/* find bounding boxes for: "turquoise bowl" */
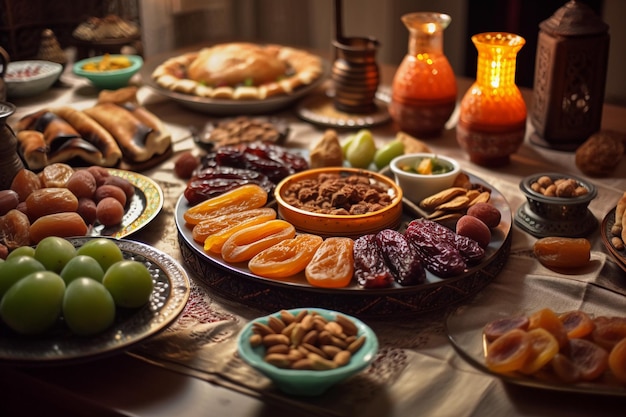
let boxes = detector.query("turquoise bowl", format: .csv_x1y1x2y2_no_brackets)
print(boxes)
73,54,143,90
237,307,378,396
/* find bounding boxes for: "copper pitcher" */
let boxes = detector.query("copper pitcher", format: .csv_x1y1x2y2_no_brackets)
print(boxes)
0,47,9,102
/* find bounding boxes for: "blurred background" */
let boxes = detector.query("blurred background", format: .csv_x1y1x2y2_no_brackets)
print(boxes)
1,0,624,105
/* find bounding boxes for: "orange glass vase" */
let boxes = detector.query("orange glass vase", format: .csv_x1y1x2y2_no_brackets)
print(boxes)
389,13,457,138
456,33,527,167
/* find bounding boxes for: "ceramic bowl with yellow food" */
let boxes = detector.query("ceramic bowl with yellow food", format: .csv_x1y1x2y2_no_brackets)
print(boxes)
274,167,403,238
237,307,379,396
73,54,143,90
389,153,461,205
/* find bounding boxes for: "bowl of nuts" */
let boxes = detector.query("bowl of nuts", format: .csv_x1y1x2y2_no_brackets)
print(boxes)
274,167,403,238
515,173,598,237
237,307,378,396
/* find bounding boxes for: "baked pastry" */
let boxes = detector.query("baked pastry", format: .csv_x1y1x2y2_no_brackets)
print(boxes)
575,131,625,177
152,42,323,100
73,15,139,41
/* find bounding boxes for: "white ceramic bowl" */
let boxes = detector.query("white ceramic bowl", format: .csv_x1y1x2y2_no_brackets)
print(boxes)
5,60,63,98
389,153,461,205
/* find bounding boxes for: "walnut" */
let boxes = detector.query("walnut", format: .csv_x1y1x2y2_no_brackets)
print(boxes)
575,131,625,177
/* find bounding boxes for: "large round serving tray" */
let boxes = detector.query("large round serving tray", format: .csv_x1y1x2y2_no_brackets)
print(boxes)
175,172,512,318
140,47,328,115
0,237,190,365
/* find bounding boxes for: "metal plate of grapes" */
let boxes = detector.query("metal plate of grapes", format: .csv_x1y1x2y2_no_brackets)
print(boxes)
0,237,190,365
175,172,512,318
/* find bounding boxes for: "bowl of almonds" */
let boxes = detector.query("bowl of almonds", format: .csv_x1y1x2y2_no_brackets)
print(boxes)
237,307,378,396
519,173,597,221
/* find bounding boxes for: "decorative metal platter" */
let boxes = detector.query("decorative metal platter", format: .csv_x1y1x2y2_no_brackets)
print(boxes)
600,206,626,273
446,282,626,396
88,169,164,239
176,172,512,318
0,237,190,365
140,49,329,115
296,92,391,128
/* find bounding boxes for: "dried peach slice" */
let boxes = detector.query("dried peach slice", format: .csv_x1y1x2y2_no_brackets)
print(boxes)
249,234,323,279
183,184,268,226
567,338,609,381
591,316,626,351
559,310,595,339
221,219,295,263
528,308,568,349
191,207,276,244
483,316,530,343
305,237,355,288
608,338,626,383
485,329,532,373
519,328,559,374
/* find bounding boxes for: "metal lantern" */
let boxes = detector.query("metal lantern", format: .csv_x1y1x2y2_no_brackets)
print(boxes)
530,0,610,151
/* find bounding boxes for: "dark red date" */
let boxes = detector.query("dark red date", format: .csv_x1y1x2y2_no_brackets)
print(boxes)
404,219,467,277
184,166,274,206
375,229,425,286
353,234,394,288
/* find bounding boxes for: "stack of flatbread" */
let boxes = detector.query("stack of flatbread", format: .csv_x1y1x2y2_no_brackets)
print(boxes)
15,87,171,170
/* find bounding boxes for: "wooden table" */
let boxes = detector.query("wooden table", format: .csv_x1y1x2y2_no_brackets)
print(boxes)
1,60,626,417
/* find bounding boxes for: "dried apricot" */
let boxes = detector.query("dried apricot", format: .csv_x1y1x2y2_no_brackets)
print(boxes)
249,234,323,279
66,170,97,199
550,353,581,383
519,328,559,374
191,208,276,244
485,328,532,373
483,316,530,342
10,168,41,202
96,197,125,226
25,188,79,221
0,209,31,248
39,162,74,188
184,184,268,226
608,338,626,383
29,212,88,244
528,308,568,349
559,310,595,339
95,184,127,206
203,209,277,254
533,237,591,269
305,237,355,288
0,190,19,216
221,219,295,263
567,338,609,381
591,316,626,350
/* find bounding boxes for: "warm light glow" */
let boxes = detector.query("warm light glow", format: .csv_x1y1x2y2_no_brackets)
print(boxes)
425,22,436,34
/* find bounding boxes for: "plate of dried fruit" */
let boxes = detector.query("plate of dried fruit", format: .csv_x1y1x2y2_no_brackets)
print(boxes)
175,166,513,318
600,206,626,273
446,275,626,396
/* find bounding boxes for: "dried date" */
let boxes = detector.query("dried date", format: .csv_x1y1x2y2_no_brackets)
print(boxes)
353,234,394,288
404,219,466,277
184,166,274,206
375,229,425,286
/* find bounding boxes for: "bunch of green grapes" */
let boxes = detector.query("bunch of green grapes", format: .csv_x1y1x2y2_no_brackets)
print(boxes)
0,237,154,336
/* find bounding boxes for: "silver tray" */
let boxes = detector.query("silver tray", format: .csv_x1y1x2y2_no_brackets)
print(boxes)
0,237,190,365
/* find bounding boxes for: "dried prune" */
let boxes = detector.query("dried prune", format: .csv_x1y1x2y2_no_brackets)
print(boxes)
375,229,425,286
404,219,466,277
353,234,394,288
184,166,274,206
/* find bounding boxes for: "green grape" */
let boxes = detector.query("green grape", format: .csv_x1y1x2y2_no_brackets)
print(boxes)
0,256,46,298
0,271,65,335
346,129,377,168
102,260,154,308
374,139,405,169
63,277,116,335
6,246,36,261
341,133,356,158
34,236,77,273
60,255,105,285
76,238,124,272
